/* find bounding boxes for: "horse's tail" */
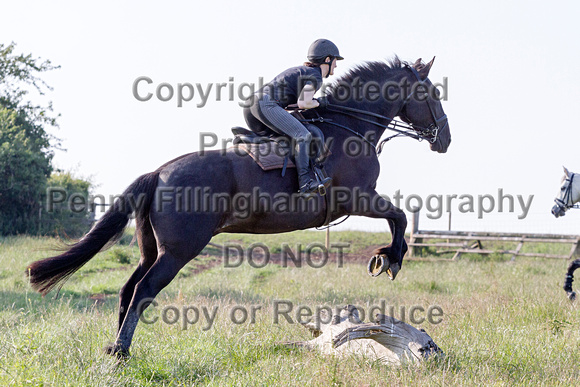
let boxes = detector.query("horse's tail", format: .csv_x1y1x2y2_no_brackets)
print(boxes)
27,171,160,296
564,259,580,301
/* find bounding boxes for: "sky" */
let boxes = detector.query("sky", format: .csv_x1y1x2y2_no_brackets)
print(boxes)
2,0,580,234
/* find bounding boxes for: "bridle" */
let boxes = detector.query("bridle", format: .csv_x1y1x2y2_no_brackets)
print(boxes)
554,173,580,211
403,65,449,143
300,65,448,155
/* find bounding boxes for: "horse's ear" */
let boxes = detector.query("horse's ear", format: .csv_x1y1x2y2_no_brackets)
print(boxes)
416,56,435,80
564,166,571,177
413,58,423,68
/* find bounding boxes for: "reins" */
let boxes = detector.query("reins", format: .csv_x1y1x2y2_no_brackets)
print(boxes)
297,108,378,151
296,103,437,157
323,103,440,155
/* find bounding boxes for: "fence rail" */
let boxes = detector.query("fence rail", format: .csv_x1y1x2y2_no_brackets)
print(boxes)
408,212,580,260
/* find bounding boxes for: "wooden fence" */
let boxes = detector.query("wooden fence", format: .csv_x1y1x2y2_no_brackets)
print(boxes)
408,212,580,260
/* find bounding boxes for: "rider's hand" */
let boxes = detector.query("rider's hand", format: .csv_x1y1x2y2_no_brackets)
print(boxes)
298,85,319,109
298,99,319,109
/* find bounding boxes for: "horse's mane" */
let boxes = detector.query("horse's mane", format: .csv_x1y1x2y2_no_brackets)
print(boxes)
327,56,411,96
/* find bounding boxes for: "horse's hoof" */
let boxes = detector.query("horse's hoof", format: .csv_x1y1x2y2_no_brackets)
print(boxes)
568,291,577,301
368,246,400,280
367,255,386,277
104,343,131,359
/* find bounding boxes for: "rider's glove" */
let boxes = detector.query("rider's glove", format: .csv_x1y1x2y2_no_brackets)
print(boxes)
315,97,329,108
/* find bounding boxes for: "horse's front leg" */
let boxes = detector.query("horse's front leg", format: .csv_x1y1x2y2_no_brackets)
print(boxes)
345,189,407,279
564,259,580,301
370,214,408,280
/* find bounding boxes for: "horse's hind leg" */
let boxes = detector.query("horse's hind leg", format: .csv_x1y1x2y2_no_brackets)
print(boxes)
116,216,157,333
107,235,212,357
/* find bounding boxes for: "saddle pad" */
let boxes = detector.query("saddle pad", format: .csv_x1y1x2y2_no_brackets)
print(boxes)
236,142,295,171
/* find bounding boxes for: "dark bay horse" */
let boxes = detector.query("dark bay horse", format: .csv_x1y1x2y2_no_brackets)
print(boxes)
27,57,451,357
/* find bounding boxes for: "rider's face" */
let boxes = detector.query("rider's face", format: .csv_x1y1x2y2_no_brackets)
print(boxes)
329,58,337,75
323,58,337,76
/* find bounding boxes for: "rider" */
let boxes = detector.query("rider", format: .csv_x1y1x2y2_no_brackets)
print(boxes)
243,39,343,195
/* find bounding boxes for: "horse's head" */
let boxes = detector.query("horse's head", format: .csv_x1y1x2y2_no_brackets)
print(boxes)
398,57,451,153
552,166,580,217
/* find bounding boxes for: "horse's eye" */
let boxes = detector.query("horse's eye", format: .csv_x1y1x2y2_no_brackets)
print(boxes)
562,186,567,191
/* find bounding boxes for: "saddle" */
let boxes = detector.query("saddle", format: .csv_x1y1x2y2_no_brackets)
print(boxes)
231,122,331,195
232,128,295,171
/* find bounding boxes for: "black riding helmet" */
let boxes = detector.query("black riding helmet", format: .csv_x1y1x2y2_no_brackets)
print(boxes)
307,39,343,78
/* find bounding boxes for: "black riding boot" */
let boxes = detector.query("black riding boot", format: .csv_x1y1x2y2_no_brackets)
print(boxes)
295,140,329,195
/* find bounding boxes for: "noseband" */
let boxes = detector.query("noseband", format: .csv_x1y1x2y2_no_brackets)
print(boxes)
554,173,580,211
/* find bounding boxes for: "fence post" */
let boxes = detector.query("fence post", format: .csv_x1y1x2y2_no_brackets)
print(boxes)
409,211,421,257
569,237,580,259
411,211,420,235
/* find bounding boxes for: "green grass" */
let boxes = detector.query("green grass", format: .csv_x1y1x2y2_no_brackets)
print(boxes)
1,231,579,386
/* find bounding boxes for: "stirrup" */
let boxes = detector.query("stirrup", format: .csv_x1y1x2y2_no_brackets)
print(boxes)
299,178,331,197
299,179,321,196
316,177,332,196
314,166,332,196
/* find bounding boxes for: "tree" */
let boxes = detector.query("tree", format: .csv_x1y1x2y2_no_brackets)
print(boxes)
0,107,53,233
0,42,91,235
40,171,94,237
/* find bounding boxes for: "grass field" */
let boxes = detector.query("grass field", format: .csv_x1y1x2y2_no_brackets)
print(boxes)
1,230,579,386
